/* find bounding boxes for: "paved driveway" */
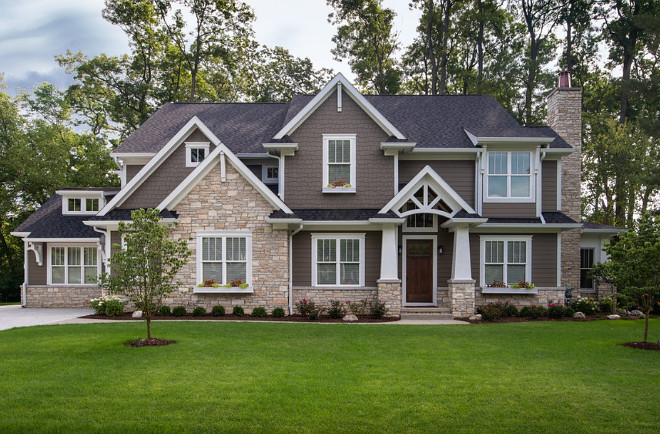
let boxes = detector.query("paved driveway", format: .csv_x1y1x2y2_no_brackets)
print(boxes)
0,305,94,331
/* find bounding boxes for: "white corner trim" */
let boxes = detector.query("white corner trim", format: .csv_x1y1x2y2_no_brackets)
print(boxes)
273,73,406,140
100,116,214,216
557,159,562,210
556,233,562,287
380,165,476,215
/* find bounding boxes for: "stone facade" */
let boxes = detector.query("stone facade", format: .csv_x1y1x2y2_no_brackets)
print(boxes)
377,279,402,317
449,280,476,317
24,286,102,308
165,160,289,313
476,288,567,308
547,85,582,290
292,288,378,309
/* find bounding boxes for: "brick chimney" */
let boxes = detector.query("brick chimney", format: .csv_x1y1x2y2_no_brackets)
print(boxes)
547,71,582,290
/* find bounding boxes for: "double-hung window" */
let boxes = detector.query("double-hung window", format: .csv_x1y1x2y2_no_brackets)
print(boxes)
196,232,252,288
580,248,594,289
480,236,532,286
186,142,211,167
312,233,365,287
50,246,99,285
323,134,356,192
63,196,102,214
486,151,533,200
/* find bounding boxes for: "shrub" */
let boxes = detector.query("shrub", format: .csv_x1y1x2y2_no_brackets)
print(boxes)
503,302,519,317
478,303,503,321
156,305,171,316
192,306,206,317
172,306,187,317
328,300,347,319
599,296,615,313
90,295,126,317
370,300,389,318
346,299,369,316
252,307,267,317
307,304,323,320
272,307,285,318
233,305,244,316
564,307,575,317
520,305,547,319
295,298,310,316
211,305,225,316
572,297,597,315
547,302,566,319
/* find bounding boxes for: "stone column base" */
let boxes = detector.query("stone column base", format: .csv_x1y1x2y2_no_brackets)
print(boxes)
449,279,476,318
377,279,401,317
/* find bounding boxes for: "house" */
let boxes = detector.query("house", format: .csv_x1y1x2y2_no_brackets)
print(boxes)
11,72,616,317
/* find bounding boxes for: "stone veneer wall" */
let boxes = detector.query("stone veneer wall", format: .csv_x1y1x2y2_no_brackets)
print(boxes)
449,280,476,318
292,289,378,307
165,161,289,313
25,286,102,308
547,86,582,290
377,279,401,317
476,288,566,308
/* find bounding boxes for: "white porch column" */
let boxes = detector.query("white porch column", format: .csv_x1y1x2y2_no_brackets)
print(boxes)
450,223,472,281
380,224,398,280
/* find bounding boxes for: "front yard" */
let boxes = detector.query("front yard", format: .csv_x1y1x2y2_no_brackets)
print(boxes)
1,320,658,432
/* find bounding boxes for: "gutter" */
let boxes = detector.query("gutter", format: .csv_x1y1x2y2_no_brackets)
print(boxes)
288,223,304,315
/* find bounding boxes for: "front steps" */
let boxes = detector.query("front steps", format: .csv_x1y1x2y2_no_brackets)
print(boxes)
400,307,454,320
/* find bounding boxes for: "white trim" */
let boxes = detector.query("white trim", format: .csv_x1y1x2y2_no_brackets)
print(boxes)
402,235,437,307
380,142,416,155
337,81,342,112
409,148,480,154
47,244,101,286
473,136,554,145
311,233,366,287
536,147,542,217
273,73,405,140
483,151,535,203
557,233,562,286
26,242,43,266
23,238,100,243
156,119,292,214
403,214,437,232
10,232,30,238
557,160,562,210
380,165,476,216
100,116,210,215
280,155,285,199
479,235,532,287
262,164,279,185
393,153,399,194
262,143,299,156
476,223,581,229
185,142,210,168
62,196,103,215
323,134,357,193
195,231,253,290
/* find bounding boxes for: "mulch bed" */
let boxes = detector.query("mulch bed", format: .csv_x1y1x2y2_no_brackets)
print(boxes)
126,338,175,347
622,342,659,351
464,314,645,324
84,312,399,323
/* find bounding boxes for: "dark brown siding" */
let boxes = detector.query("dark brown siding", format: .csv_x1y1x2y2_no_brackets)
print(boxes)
285,90,394,208
399,160,475,207
28,243,47,285
542,160,558,211
246,165,261,179
126,165,144,184
292,231,381,287
532,233,557,287
120,128,215,209
482,202,536,218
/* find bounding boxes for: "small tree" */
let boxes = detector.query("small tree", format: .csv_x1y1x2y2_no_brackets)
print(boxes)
593,213,660,343
99,209,191,340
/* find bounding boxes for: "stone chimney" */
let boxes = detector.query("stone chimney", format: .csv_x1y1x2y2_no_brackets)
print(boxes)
547,71,582,290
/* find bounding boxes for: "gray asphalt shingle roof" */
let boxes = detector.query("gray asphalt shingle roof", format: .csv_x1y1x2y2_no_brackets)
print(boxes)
15,195,102,239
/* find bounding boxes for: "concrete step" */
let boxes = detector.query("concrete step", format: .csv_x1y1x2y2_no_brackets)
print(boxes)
400,307,454,320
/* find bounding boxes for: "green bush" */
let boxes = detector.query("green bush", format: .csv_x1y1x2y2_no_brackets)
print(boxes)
520,305,547,319
192,306,206,317
211,305,225,316
172,306,187,317
156,305,171,316
599,296,615,313
90,296,126,317
347,299,369,316
572,297,597,315
503,303,519,317
272,307,285,318
251,307,267,317
328,300,346,319
547,303,566,319
233,305,244,316
564,307,575,317
478,304,503,321
370,300,389,319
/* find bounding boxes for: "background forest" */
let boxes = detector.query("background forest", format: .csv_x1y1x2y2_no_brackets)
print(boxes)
1,0,658,301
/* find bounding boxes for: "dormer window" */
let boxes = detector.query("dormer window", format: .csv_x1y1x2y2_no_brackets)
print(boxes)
68,198,81,212
186,142,210,168
485,151,534,202
61,193,104,215
262,165,279,184
86,198,99,212
322,134,356,193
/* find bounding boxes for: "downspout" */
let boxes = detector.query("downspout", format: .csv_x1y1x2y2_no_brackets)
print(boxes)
288,223,303,315
22,240,27,307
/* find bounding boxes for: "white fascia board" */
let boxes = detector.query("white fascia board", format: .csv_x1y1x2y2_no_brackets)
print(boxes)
265,217,304,225
56,190,105,198
158,135,293,214
273,73,406,140
476,223,581,230
582,228,624,234
368,217,406,224
463,128,479,146
379,165,476,215
263,143,299,156
100,116,212,216
83,219,177,226
408,148,480,154
476,136,554,145
302,220,373,226
380,142,416,152
440,218,488,228
237,153,271,159
10,232,30,238
22,238,100,243
543,148,574,154
111,153,156,165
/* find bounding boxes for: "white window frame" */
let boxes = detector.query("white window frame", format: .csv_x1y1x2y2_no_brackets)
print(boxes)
62,194,104,215
322,134,356,193
47,244,101,286
484,151,535,203
403,213,438,233
311,233,365,287
185,142,211,168
262,165,279,185
195,231,252,292
479,235,532,287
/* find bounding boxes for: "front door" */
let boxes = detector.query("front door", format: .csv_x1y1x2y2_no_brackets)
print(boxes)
406,239,434,303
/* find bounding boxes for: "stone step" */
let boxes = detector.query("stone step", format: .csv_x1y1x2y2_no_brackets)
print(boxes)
400,307,454,320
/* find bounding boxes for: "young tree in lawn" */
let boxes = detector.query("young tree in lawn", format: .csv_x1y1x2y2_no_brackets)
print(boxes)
593,213,660,343
99,209,191,340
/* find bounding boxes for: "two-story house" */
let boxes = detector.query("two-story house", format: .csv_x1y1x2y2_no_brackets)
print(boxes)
12,73,615,317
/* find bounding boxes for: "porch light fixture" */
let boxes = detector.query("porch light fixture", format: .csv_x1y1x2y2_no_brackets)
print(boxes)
438,245,444,255
398,245,402,255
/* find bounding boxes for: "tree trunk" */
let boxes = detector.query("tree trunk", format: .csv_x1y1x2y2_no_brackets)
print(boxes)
427,0,438,95
439,0,452,95
643,314,648,343
566,20,572,74
477,0,484,86
147,315,152,340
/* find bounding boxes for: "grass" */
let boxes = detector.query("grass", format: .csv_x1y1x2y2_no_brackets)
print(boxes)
0,302,20,306
0,320,658,433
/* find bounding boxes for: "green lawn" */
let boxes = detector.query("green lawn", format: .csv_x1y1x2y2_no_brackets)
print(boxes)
1,320,658,433
0,302,20,306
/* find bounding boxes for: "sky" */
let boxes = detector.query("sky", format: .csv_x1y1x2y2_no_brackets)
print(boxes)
0,0,422,94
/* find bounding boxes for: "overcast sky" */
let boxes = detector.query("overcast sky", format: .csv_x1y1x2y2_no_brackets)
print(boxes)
0,0,421,94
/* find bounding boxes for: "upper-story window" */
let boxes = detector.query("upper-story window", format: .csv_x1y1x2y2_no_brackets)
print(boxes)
185,142,210,168
262,165,279,185
486,151,533,201
63,196,103,214
322,134,356,193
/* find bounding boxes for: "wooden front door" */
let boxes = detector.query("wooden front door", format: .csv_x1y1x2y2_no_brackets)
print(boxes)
406,239,434,303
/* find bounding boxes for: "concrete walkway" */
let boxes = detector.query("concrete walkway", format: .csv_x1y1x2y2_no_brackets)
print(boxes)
0,305,94,331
